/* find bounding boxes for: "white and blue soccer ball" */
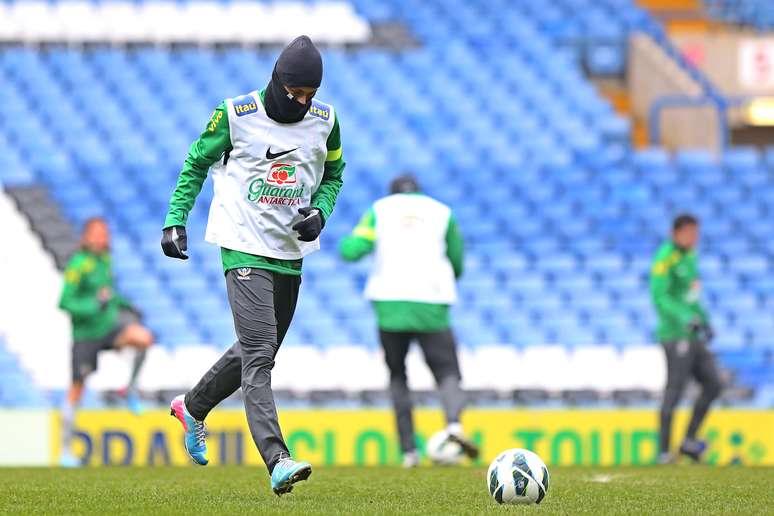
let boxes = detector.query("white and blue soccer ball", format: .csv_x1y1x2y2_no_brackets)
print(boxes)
425,430,465,465
487,448,550,505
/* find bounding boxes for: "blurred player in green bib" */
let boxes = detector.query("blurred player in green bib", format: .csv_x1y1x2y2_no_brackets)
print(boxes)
161,36,344,494
339,174,478,467
650,214,722,463
58,217,154,466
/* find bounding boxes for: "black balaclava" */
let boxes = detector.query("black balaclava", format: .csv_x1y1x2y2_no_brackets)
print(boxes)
264,35,323,123
390,174,421,194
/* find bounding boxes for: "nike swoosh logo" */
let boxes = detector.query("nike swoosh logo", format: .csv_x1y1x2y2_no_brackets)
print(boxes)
266,147,298,160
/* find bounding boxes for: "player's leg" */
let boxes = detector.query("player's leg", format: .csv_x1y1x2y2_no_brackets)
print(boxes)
113,321,154,413
417,329,478,459
229,268,286,466
272,271,300,348
184,342,242,420
168,289,244,466
225,268,308,494
61,341,98,466
680,340,722,461
169,272,259,466
380,331,414,452
417,329,465,423
169,251,299,440
169,270,288,467
658,340,692,462
60,381,84,467
169,269,290,467
379,329,416,466
171,342,242,466
267,271,311,493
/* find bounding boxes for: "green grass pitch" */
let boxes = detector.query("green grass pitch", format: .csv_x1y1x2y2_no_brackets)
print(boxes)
0,466,771,514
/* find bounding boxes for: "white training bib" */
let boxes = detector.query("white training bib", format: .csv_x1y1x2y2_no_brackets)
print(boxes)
205,90,335,259
365,194,457,304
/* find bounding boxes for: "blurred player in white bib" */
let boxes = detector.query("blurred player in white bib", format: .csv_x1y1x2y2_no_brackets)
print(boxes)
339,174,478,467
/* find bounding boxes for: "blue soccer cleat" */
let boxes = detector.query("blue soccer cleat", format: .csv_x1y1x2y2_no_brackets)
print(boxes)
126,391,145,416
59,450,81,468
271,458,312,496
169,394,208,466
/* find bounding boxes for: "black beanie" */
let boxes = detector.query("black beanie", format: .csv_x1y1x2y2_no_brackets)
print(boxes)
276,35,323,88
264,36,323,123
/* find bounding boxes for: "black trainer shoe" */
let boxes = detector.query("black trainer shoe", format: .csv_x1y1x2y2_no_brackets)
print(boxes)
679,439,707,462
448,433,480,460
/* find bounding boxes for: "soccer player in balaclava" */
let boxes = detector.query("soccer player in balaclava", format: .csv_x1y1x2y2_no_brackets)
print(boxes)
161,36,344,495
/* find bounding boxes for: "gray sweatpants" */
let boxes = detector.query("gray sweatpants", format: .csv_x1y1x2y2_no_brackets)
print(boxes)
184,268,300,472
659,339,722,453
379,329,467,454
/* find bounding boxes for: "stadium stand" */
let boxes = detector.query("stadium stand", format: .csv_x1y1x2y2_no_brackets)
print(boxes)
0,1,371,45
0,190,69,400
0,0,772,405
6,186,78,269
703,0,774,30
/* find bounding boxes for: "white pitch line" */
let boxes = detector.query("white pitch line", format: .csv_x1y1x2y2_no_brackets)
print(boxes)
587,474,616,483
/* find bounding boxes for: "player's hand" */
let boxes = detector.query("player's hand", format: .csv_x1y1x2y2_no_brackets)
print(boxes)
97,286,112,310
700,323,714,343
161,226,188,260
292,207,324,242
688,318,714,343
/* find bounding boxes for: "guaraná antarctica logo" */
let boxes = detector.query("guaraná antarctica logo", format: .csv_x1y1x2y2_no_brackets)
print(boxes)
247,163,304,206
268,162,297,185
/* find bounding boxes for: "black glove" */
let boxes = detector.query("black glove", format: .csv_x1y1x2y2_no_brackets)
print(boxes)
161,226,188,259
688,318,714,343
291,207,324,242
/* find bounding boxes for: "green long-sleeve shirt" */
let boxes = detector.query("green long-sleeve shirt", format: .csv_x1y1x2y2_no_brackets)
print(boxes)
164,90,345,275
59,250,133,341
649,241,708,342
339,200,464,332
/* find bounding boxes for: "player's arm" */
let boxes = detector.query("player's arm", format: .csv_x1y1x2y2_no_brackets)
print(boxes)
114,294,133,309
58,257,101,318
163,103,232,229
445,214,464,279
691,255,710,324
695,304,709,324
112,290,142,317
310,114,344,222
339,207,376,261
649,254,695,326
691,281,710,325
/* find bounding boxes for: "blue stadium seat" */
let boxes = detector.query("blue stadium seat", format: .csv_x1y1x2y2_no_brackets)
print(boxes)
586,43,626,76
